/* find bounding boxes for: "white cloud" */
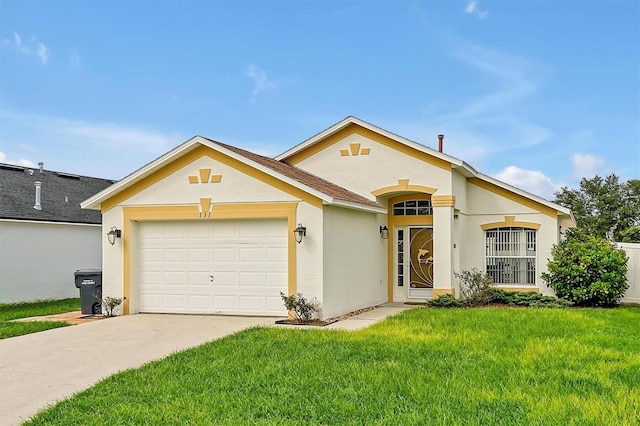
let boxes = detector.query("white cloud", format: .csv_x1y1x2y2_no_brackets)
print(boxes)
465,1,488,20
2,32,50,64
493,166,564,200
70,50,80,67
571,153,605,180
0,151,36,167
0,109,181,155
246,64,277,98
36,42,49,64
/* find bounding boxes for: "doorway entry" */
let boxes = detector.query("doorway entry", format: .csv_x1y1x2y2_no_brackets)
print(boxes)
396,226,434,299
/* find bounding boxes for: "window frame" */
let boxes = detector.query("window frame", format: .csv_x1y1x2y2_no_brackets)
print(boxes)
484,227,537,286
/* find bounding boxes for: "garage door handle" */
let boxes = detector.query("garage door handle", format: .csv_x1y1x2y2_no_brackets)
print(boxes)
209,275,214,282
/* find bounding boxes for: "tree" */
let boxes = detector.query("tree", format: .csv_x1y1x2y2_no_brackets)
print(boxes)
554,174,640,242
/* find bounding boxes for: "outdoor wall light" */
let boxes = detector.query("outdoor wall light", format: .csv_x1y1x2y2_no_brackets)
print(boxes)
107,227,121,245
294,223,306,244
379,226,389,239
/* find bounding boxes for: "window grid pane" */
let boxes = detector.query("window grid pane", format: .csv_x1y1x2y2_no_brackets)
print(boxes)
485,228,536,285
392,200,433,216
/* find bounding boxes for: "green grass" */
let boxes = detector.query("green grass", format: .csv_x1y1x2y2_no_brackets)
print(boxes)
0,298,79,339
25,307,640,425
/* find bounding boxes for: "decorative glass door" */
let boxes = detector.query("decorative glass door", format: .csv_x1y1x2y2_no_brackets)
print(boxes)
408,227,433,298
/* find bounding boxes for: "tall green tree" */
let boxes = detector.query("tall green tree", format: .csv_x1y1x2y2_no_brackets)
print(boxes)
554,174,640,242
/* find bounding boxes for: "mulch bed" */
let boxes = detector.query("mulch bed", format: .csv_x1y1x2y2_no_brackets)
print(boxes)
276,305,377,327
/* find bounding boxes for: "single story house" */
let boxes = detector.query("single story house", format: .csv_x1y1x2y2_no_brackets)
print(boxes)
82,117,575,319
0,162,114,303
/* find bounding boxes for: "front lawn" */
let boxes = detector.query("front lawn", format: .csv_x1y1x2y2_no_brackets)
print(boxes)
0,298,79,339
26,307,640,425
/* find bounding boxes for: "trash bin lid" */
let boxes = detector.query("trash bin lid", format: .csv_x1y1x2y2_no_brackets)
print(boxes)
74,268,102,276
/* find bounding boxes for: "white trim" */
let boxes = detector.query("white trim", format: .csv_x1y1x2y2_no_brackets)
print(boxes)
0,218,101,227
328,198,387,214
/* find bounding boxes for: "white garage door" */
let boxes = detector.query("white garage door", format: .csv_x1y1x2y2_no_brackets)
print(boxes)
138,219,288,316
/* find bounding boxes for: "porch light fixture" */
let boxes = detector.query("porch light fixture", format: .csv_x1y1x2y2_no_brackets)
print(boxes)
107,227,121,245
380,226,389,239
293,223,306,244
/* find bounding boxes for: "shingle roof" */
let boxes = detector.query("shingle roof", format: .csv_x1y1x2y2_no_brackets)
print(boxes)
0,163,115,224
206,139,382,209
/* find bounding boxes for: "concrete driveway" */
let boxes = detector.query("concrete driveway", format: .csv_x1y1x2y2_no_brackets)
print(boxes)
0,314,275,425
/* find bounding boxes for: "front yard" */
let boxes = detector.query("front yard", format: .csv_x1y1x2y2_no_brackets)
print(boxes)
0,298,79,339
26,306,640,425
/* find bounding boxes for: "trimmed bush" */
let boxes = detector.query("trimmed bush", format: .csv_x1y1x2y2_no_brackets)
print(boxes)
542,231,628,307
427,293,466,308
489,288,573,308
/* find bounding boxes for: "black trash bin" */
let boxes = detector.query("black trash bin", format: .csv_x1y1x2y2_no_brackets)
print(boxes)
74,269,102,315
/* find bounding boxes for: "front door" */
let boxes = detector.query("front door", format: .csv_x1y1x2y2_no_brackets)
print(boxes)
396,226,434,299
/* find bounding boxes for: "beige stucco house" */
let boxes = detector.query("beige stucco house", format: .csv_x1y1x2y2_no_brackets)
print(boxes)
82,117,574,319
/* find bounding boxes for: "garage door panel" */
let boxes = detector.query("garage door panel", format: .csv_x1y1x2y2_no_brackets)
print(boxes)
239,247,263,262
187,295,211,310
266,271,287,287
266,247,287,263
140,248,162,262
213,247,236,262
188,248,211,263
164,271,186,285
238,271,263,287
237,296,264,312
163,294,187,309
213,295,236,311
138,219,288,316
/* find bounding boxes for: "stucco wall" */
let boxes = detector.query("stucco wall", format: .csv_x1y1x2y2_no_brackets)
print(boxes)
295,132,453,200
459,181,560,294
321,206,387,319
101,208,125,306
125,155,299,206
100,152,326,315
619,242,640,304
0,220,102,303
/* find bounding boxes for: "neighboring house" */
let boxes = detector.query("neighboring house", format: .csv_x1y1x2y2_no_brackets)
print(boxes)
0,162,114,303
82,117,575,319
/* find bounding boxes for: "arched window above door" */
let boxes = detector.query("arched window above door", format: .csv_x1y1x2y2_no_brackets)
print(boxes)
393,200,433,216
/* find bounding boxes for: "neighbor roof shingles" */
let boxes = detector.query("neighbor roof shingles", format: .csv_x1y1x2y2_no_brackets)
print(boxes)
207,139,383,209
0,164,115,224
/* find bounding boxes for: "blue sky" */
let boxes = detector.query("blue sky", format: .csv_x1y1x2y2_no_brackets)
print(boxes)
1,0,638,200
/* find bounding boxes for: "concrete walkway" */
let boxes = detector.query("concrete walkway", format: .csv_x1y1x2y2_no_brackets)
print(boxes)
0,314,274,425
0,304,413,425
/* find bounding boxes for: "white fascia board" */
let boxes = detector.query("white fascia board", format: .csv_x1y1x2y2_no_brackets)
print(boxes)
81,138,204,210
327,198,387,214
477,172,571,215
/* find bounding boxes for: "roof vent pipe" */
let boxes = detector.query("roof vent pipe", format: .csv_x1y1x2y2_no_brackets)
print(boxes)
34,181,42,210
438,134,444,153
38,162,44,173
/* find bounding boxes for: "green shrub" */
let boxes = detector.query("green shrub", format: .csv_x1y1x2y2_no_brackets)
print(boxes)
489,288,572,308
427,293,466,308
455,268,496,306
542,231,629,307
